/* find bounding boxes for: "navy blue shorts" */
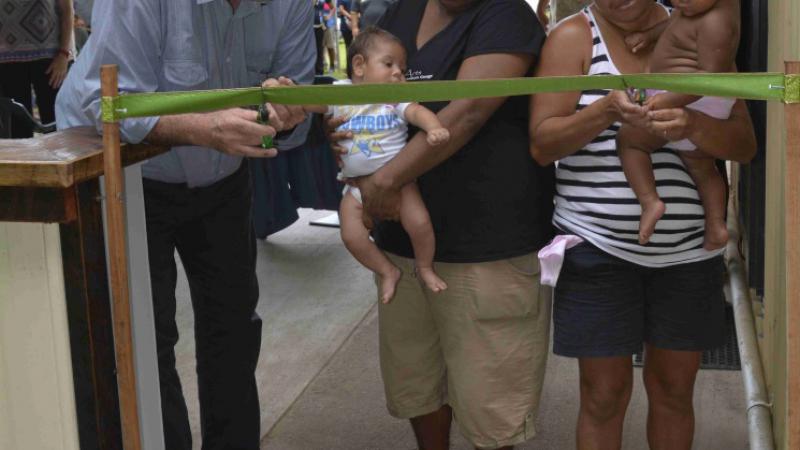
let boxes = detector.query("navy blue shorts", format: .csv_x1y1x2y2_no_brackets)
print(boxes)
553,241,726,358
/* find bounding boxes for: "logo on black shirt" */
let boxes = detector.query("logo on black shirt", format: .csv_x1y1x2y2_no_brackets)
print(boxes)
405,69,433,81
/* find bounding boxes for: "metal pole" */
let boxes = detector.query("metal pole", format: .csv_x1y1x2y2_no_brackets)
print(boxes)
726,201,775,450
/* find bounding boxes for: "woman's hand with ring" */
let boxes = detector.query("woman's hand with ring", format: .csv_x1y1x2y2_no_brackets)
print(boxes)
646,107,697,142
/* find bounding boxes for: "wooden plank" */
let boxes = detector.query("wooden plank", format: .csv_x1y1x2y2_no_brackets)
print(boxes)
101,65,142,450
60,179,123,449
784,60,800,450
0,186,77,223
0,127,167,188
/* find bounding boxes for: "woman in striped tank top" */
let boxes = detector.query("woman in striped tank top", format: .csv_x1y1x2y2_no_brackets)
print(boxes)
529,1,756,449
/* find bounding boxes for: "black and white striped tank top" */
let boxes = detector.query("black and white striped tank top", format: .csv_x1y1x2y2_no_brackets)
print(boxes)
553,6,723,267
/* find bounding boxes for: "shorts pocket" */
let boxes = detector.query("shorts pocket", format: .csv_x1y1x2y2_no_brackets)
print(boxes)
471,255,541,321
504,252,541,277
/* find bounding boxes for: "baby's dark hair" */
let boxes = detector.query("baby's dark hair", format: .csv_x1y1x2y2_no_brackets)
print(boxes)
346,26,405,79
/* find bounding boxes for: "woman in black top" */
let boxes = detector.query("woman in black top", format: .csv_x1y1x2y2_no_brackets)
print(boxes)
341,1,555,448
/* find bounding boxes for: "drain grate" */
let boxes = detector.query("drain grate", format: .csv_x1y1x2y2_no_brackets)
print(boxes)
633,306,741,371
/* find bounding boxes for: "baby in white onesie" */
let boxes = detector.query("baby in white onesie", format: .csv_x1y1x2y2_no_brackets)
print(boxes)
304,27,450,303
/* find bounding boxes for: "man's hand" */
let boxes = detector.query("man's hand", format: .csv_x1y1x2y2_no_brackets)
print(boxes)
325,115,353,168
261,77,307,132
207,108,279,158
355,173,402,225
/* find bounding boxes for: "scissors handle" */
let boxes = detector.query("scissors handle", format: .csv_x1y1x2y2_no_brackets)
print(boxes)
256,104,274,149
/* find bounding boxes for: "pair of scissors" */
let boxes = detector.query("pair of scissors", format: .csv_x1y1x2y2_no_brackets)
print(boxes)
627,88,647,105
256,104,274,149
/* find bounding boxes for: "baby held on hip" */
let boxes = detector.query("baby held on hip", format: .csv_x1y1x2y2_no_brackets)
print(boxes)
619,0,740,250
304,27,452,303
334,99,451,304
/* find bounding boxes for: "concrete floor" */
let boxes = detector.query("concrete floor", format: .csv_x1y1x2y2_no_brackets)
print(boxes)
174,209,749,450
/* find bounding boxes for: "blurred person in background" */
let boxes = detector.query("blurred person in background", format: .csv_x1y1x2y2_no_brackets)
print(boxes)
339,0,354,50
314,0,327,75
350,0,396,37
536,0,551,30
323,0,337,72
0,0,74,137
73,0,93,52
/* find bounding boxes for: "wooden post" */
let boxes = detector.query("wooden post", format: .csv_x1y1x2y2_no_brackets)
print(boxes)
100,64,142,450
785,61,800,450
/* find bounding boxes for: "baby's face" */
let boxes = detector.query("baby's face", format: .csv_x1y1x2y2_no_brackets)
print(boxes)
359,40,407,84
672,0,719,17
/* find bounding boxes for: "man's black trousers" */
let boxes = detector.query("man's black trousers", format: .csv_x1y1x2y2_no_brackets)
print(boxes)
143,163,261,450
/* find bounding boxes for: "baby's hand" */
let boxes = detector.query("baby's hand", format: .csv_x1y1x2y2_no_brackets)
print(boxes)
624,32,651,54
426,128,450,146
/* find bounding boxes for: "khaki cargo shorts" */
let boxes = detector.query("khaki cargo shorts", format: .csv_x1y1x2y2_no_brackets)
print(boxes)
376,252,552,449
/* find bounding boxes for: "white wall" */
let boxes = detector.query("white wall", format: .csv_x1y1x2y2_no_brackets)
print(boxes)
0,222,79,450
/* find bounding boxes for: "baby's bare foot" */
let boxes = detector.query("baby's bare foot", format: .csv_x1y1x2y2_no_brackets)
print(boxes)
639,200,666,245
416,267,447,293
703,219,729,251
379,266,402,304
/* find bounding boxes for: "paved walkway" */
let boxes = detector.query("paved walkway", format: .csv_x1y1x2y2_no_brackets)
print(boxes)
173,210,749,450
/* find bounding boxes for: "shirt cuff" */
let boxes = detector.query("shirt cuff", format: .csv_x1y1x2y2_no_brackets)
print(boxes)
119,116,160,144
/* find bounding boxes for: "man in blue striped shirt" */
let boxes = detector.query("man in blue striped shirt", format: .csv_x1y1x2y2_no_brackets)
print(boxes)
55,1,315,448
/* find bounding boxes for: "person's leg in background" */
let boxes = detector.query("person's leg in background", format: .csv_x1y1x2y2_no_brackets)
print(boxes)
28,58,60,125
176,164,262,450
143,178,194,450
314,26,325,75
0,61,35,138
341,27,353,73
323,28,337,73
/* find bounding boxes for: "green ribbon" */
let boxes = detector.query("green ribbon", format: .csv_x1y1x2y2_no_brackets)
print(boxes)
101,72,793,123
787,74,800,104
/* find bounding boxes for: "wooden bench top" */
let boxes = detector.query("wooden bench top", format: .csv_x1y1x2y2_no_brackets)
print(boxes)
0,127,168,188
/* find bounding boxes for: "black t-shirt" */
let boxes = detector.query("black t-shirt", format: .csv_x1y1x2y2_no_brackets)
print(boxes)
374,0,555,263
353,0,396,28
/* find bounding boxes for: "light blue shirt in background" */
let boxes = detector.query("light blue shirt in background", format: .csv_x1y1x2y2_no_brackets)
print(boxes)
56,0,315,187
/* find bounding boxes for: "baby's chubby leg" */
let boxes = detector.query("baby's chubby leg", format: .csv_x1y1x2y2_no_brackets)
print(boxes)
680,153,729,250
617,124,669,245
339,191,401,304
399,183,447,293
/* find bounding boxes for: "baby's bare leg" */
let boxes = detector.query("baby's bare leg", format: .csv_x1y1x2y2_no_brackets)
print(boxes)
617,124,668,245
680,153,729,250
399,183,447,293
339,191,401,303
